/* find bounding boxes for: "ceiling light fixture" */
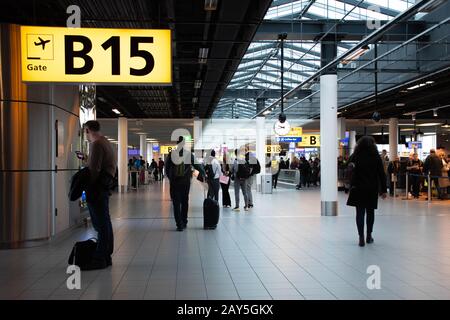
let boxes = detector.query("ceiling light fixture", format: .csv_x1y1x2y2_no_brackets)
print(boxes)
442,120,450,128
112,108,121,115
194,80,202,89
416,122,442,127
396,103,405,107
433,109,438,117
407,80,434,91
198,47,209,64
204,0,218,11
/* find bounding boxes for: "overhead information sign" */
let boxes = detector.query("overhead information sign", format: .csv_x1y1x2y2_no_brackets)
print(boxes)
160,146,176,154
20,26,172,84
297,135,320,147
277,137,301,143
286,127,303,137
266,145,281,153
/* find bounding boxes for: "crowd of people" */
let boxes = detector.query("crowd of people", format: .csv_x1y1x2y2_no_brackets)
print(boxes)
128,156,165,188
379,148,449,200
78,120,449,269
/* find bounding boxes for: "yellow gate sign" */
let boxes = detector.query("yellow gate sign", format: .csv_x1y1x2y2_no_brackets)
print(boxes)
287,127,303,137
297,135,320,147
160,146,176,154
266,145,281,153
21,26,172,84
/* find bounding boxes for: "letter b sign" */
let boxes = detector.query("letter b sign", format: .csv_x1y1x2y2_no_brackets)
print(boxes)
64,35,155,76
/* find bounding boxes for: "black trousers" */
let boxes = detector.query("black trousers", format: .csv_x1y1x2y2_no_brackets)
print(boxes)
208,178,220,201
410,175,420,197
356,207,375,237
170,182,190,228
87,191,114,262
431,177,443,199
220,180,231,206
389,181,396,195
272,172,279,188
131,172,137,188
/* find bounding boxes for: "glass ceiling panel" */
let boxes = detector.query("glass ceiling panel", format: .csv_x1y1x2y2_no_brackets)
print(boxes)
213,0,417,118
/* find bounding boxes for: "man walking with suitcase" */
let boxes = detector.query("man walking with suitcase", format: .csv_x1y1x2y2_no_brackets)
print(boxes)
165,136,205,231
82,120,116,270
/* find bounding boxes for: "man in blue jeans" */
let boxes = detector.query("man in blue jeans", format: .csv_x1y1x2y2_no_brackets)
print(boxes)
83,120,116,270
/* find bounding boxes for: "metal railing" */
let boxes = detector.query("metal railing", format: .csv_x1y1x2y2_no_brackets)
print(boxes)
401,172,449,203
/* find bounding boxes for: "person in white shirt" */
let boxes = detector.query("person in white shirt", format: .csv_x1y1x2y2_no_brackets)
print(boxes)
206,150,222,201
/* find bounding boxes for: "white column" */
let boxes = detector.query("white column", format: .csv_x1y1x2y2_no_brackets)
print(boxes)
140,134,147,163
118,117,128,193
256,117,266,192
349,131,357,155
320,74,338,216
147,142,153,163
194,118,202,157
389,118,398,159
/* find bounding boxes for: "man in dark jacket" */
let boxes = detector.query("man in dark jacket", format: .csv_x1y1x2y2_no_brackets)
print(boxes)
406,153,422,198
244,151,261,209
423,149,444,200
165,136,205,231
158,158,165,180
82,120,116,269
387,156,401,196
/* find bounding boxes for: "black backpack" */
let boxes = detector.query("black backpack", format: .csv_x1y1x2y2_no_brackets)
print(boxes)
68,238,97,270
205,164,214,181
237,163,251,179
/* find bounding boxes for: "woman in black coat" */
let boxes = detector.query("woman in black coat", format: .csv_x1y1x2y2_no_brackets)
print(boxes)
347,136,387,247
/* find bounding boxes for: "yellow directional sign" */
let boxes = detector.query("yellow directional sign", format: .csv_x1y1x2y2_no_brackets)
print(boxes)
297,135,320,147
266,145,281,153
21,26,172,84
287,127,303,137
160,146,176,154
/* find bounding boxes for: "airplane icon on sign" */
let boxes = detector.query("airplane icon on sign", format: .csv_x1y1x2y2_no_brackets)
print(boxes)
34,37,51,50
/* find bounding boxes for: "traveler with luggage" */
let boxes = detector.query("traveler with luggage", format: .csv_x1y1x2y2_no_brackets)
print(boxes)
231,149,249,212
81,120,116,269
346,136,387,247
150,159,159,181
244,151,261,209
165,136,205,231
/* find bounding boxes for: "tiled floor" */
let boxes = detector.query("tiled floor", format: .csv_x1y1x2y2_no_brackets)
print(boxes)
1,179,450,300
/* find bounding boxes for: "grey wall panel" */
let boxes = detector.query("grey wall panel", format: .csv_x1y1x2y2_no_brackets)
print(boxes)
0,24,81,248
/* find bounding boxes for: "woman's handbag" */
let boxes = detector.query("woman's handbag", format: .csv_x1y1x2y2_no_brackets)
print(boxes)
219,175,230,185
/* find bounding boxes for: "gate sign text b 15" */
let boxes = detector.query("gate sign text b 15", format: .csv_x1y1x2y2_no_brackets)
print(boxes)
20,26,172,84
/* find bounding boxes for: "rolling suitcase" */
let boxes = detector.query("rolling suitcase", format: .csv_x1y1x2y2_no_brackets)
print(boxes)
203,189,219,230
